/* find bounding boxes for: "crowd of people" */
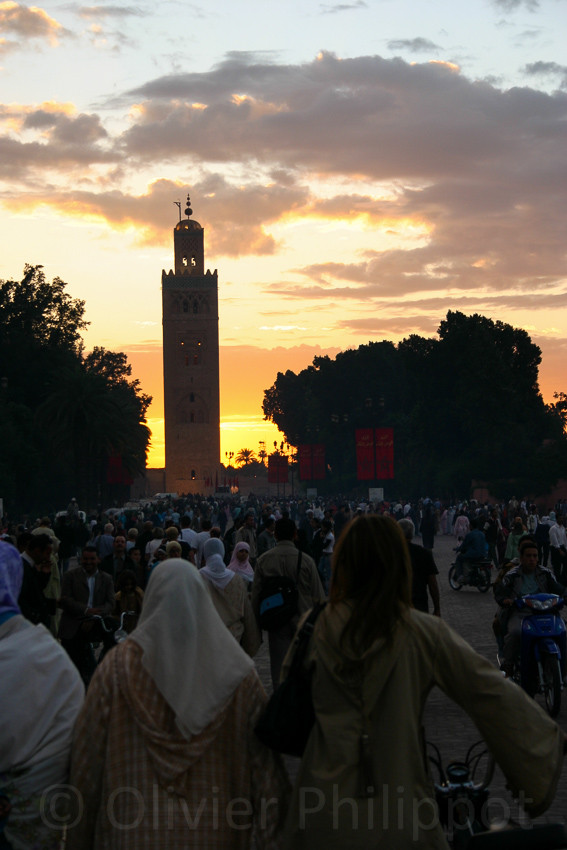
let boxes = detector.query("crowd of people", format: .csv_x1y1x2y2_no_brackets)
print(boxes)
1,491,567,848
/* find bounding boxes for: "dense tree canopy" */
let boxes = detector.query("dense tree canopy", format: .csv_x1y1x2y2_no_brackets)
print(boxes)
263,311,567,497
0,265,151,514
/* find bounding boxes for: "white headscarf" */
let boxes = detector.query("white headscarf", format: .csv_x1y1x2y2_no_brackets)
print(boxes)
130,559,253,739
199,537,235,590
228,541,255,583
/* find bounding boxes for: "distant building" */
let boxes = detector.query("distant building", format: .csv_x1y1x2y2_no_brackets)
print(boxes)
162,194,220,493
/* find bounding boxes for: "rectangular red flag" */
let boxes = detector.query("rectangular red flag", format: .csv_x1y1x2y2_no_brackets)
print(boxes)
278,456,289,483
269,455,289,483
107,455,122,484
356,429,375,480
268,455,279,483
298,444,313,481
311,444,326,480
375,427,394,479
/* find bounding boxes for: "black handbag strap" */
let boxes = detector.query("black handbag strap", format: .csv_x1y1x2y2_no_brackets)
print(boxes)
289,601,327,675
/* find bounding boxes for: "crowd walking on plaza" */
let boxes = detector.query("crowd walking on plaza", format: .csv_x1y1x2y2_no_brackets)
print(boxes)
2,492,567,848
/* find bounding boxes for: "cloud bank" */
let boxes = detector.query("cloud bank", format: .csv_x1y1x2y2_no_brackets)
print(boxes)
1,51,566,313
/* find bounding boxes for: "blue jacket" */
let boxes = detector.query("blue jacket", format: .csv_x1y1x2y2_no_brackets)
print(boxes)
457,528,487,560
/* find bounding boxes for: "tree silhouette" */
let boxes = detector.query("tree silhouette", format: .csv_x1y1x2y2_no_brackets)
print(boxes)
263,311,567,497
235,448,257,467
0,265,151,512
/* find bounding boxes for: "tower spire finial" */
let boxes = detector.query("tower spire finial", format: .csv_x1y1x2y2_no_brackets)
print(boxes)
185,193,193,219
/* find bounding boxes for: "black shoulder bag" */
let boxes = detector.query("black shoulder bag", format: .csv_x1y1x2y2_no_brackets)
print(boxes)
255,601,327,757
257,550,303,632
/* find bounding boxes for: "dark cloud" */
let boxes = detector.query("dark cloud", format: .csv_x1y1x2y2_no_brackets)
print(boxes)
524,61,567,88
23,109,108,144
78,5,147,19
320,1,367,13
2,52,567,294
387,37,441,53
2,176,309,256
524,60,566,76
492,0,540,10
0,106,113,179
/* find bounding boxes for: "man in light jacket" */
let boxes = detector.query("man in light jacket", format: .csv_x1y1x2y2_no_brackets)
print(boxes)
252,517,324,688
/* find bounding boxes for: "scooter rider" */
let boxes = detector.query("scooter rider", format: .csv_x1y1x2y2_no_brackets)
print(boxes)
454,518,487,580
494,539,566,677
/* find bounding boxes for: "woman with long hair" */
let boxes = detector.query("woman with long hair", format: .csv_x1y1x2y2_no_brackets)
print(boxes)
282,515,565,848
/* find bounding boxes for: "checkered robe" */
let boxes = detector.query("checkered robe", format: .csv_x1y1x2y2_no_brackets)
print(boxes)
68,640,290,849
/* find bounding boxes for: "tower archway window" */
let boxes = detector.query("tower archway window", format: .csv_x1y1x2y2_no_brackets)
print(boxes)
192,299,199,314
191,470,196,480
189,393,195,403
182,300,189,313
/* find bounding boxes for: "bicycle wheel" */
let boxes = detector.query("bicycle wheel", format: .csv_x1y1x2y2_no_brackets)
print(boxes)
542,654,562,717
477,567,491,593
448,565,463,591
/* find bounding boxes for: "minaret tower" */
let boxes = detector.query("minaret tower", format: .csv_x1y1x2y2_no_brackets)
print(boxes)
162,194,220,493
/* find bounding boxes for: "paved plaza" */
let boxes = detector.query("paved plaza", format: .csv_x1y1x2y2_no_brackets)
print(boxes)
254,533,567,829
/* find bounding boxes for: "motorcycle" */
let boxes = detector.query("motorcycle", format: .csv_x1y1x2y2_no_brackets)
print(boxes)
429,740,567,849
80,610,135,686
449,558,492,593
497,593,566,717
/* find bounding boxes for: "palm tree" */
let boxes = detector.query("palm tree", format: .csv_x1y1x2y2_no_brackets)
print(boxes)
235,448,257,467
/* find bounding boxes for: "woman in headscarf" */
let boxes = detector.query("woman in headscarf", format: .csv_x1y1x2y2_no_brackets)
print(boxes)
228,540,255,586
200,538,261,657
69,559,289,849
0,541,84,850
281,515,566,849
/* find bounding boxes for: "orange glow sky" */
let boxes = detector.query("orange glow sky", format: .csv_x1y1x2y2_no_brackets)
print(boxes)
1,0,566,471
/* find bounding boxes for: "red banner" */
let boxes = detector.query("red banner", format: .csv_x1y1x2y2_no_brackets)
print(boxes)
298,445,312,481
268,455,289,483
356,429,375,480
312,444,326,480
375,428,394,479
106,455,133,485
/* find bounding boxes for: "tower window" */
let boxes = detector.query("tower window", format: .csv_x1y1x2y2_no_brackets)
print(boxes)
182,300,188,313
182,256,188,267
191,469,196,480
190,393,195,402
191,255,197,267
193,340,203,365
192,299,199,314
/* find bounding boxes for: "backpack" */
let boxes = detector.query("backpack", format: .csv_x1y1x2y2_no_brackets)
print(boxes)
258,551,302,632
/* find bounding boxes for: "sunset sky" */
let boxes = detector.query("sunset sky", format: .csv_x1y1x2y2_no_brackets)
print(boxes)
1,0,566,467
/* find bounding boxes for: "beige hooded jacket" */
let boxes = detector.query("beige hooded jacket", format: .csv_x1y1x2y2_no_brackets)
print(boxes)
282,604,564,849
